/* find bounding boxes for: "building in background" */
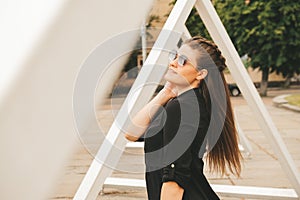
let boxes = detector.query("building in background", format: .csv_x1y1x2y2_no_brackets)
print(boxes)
126,0,289,90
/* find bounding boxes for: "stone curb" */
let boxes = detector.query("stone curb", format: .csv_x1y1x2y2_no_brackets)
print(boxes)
273,94,300,112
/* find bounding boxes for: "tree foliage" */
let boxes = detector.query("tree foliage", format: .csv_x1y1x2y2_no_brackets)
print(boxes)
185,7,211,40
213,0,300,77
184,0,300,95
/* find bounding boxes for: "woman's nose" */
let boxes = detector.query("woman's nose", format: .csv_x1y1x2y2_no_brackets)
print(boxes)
169,58,177,68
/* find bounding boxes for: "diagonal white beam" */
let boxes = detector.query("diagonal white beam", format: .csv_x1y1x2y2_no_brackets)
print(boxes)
104,177,298,200
181,25,252,156
182,25,192,39
194,0,300,197
73,0,196,199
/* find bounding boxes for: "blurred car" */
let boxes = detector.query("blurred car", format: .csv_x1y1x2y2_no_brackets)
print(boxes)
228,84,241,97
156,83,241,97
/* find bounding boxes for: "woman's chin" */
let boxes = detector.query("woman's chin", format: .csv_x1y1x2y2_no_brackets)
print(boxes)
163,74,169,80
164,71,177,80
164,74,174,83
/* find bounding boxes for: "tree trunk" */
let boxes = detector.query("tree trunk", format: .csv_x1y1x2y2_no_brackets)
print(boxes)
283,75,292,88
260,67,269,96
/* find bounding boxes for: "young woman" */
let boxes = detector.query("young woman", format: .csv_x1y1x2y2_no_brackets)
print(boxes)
125,36,242,200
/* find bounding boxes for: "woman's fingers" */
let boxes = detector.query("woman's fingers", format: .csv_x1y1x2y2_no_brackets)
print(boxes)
164,81,177,97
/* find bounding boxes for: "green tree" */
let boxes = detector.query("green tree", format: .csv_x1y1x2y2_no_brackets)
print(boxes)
186,0,300,96
185,7,211,40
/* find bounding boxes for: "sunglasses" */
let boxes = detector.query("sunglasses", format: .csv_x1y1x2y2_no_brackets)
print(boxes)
168,50,195,68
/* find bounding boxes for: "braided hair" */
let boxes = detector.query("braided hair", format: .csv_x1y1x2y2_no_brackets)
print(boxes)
184,36,242,177
185,36,227,72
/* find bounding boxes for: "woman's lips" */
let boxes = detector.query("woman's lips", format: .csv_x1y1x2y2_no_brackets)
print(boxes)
168,68,177,74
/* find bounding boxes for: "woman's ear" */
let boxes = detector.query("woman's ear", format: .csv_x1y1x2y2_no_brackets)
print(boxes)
196,69,208,80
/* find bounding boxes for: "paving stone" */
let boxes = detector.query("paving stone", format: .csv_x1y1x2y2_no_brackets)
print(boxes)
51,88,300,200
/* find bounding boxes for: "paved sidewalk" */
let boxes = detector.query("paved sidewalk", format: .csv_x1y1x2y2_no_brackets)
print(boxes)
273,94,300,112
51,88,300,200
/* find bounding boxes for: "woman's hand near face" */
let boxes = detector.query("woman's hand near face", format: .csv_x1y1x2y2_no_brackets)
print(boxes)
158,81,177,102
164,81,177,96
125,82,177,142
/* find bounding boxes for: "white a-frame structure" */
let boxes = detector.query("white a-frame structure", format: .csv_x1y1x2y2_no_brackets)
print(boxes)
74,0,300,199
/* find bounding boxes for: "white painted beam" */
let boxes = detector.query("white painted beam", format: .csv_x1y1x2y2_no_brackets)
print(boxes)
126,141,248,153
194,0,300,197
182,25,192,39
77,0,300,199
73,0,196,199
181,25,252,156
0,1,154,200
104,177,298,200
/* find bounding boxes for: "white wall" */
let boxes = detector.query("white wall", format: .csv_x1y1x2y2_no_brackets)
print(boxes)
0,1,153,199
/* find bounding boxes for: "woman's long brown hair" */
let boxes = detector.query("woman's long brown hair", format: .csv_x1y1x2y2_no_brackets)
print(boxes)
185,36,243,177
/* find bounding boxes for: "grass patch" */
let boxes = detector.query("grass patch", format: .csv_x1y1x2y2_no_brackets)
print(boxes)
285,94,300,107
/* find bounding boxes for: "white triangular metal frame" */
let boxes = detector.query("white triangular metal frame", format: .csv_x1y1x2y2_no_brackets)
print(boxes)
181,25,253,156
74,0,300,199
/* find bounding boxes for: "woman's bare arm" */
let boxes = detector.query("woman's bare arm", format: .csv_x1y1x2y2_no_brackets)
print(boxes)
160,182,184,200
125,83,176,141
